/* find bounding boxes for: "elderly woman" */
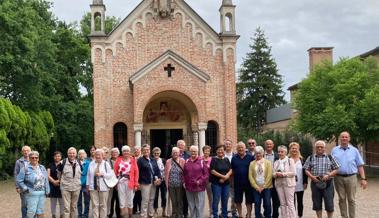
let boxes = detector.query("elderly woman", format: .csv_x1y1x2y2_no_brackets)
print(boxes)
152,147,167,217
86,149,113,218
273,145,296,218
77,149,90,218
184,145,209,218
202,145,213,217
210,144,232,218
114,145,139,218
137,144,162,218
248,146,273,218
107,147,121,218
58,147,82,218
165,147,185,218
288,142,308,218
17,151,50,218
47,151,64,218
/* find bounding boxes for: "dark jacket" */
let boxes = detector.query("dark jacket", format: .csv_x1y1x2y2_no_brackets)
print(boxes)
137,156,161,185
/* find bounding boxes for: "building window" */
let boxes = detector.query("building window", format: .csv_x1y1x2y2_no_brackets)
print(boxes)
113,122,127,150
206,121,218,155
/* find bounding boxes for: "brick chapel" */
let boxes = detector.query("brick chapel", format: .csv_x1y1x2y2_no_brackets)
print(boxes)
90,0,239,156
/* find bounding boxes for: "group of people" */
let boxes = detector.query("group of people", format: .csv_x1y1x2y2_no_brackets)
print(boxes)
14,131,367,218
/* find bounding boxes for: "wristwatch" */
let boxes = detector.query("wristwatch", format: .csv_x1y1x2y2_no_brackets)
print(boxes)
361,178,367,181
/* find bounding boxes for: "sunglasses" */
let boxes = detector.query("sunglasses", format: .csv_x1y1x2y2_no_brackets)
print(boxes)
30,157,39,159
248,142,255,145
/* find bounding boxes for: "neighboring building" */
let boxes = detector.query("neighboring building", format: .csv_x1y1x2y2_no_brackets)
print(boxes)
90,0,239,155
264,47,334,132
264,46,379,165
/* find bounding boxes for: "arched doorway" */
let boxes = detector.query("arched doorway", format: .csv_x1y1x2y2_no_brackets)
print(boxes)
113,122,127,151
206,121,218,155
142,91,198,159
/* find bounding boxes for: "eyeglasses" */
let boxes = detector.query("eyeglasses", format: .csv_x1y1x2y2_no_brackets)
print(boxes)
30,157,39,159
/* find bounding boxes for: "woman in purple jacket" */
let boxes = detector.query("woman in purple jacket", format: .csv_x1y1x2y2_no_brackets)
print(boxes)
183,145,209,218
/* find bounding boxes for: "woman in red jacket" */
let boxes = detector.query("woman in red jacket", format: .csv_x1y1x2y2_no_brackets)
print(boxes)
114,145,139,218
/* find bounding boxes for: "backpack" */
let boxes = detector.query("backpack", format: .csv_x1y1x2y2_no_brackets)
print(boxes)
309,154,333,162
61,158,83,173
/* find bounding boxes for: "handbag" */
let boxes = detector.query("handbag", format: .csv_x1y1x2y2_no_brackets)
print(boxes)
103,161,118,188
315,176,327,189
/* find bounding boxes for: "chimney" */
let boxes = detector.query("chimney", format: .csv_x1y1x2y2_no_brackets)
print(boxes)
308,47,333,72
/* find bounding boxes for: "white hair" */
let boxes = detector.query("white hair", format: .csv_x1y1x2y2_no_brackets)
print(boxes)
67,147,77,154
315,140,326,147
172,147,180,153
111,147,120,155
237,141,246,148
95,148,104,155
122,145,131,152
277,145,288,154
189,145,198,152
22,145,31,151
29,151,39,157
78,149,87,156
255,146,264,154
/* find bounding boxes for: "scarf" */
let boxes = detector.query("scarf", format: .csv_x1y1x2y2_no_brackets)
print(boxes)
278,156,288,172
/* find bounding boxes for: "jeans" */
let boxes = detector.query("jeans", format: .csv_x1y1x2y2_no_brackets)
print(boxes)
77,186,90,218
211,183,229,218
253,188,271,218
25,190,46,218
20,192,27,218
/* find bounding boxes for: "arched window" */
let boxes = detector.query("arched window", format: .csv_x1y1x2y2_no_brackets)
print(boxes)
94,12,102,31
225,13,233,32
113,122,127,150
206,121,218,155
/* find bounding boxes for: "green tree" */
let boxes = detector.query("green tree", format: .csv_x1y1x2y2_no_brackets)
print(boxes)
294,57,379,144
0,0,57,110
237,27,286,133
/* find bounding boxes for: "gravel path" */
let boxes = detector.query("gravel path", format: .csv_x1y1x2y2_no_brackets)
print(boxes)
2,177,378,218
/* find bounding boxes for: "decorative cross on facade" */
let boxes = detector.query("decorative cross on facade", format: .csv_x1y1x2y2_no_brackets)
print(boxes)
164,64,175,77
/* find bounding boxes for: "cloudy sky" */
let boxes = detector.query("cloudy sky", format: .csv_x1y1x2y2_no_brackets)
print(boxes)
50,0,379,99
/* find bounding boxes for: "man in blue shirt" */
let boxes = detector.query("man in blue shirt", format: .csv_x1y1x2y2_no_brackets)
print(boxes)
231,142,255,218
14,145,31,218
331,131,368,218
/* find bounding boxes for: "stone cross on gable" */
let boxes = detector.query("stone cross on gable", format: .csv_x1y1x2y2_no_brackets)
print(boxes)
164,64,175,77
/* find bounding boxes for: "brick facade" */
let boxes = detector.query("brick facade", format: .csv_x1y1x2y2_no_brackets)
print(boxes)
90,0,238,148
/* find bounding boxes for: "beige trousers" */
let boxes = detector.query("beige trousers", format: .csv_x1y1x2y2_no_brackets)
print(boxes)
61,190,80,218
140,183,156,218
335,175,357,218
90,190,109,218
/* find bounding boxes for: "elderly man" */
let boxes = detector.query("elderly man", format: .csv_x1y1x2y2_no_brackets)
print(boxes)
246,138,257,157
231,142,254,218
264,139,280,218
58,147,82,218
14,145,31,218
332,131,368,218
304,140,340,218
224,139,237,218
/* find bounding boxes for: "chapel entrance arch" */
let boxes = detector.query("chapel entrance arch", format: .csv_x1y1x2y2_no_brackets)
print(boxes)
141,91,200,158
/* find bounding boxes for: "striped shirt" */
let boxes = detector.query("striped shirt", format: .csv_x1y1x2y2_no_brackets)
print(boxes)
303,153,339,176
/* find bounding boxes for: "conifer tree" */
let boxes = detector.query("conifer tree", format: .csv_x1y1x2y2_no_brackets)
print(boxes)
237,27,286,133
